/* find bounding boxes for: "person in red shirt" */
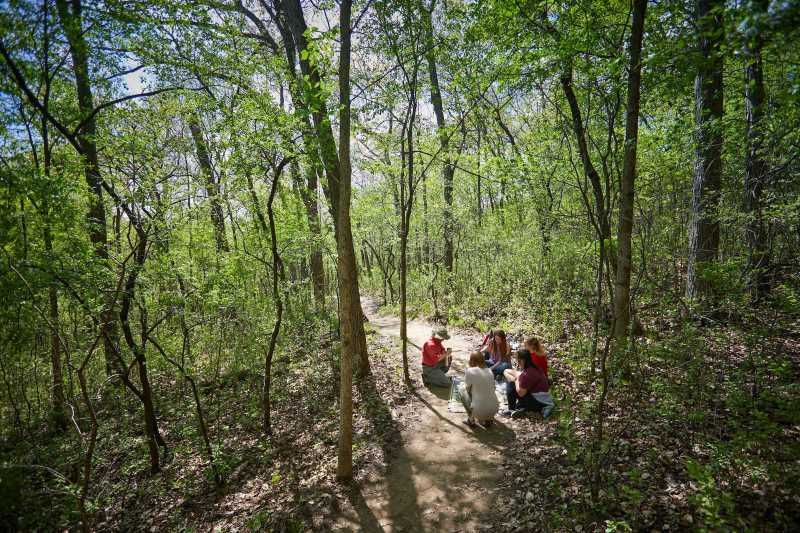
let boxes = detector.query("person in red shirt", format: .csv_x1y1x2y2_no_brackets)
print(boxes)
421,327,452,387
524,337,549,377
501,349,554,418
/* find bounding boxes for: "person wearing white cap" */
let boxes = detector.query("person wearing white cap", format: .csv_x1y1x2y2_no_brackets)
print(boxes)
421,327,452,387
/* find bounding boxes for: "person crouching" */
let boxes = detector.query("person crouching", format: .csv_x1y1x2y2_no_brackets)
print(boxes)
421,327,452,387
502,349,554,418
459,351,500,427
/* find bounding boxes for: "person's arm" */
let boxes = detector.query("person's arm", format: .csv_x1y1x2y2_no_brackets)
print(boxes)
437,346,451,362
515,374,528,396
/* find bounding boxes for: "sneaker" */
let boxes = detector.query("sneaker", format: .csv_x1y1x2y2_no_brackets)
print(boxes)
510,408,528,419
500,409,514,417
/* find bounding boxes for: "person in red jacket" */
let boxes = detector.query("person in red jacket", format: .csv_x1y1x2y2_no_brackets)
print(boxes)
421,327,452,387
524,337,549,377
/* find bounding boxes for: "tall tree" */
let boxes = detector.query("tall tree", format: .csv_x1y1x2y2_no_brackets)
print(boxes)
279,0,370,379
333,0,358,481
687,0,725,301
422,0,455,272
54,0,120,372
188,114,230,253
613,0,648,338
743,0,770,302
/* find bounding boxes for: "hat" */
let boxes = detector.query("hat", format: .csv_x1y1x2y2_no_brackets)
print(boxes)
432,327,450,340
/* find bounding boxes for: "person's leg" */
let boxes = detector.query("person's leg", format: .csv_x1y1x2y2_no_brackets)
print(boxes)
458,382,472,417
518,394,546,413
492,362,510,377
506,380,519,411
424,366,451,387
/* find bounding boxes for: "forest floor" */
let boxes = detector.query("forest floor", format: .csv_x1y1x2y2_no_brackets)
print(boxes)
12,296,799,532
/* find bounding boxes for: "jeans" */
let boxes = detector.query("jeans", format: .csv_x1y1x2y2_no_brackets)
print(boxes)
506,381,547,412
490,362,511,378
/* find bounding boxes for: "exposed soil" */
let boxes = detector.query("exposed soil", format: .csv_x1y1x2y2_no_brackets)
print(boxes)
332,298,518,532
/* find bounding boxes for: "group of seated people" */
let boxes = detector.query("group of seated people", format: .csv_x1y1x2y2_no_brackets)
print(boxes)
421,327,554,427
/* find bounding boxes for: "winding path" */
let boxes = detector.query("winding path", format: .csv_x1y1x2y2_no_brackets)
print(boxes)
334,298,515,532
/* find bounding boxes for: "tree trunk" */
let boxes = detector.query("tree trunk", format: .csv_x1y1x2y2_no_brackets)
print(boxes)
560,64,611,241
422,4,455,272
335,0,356,482
45,228,66,430
119,221,167,474
613,0,647,339
687,0,724,301
55,0,118,377
743,0,770,302
188,115,229,253
294,162,326,310
282,0,369,380
263,165,285,435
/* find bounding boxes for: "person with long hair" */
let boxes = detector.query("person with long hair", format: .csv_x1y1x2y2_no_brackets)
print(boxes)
524,337,549,377
501,349,554,418
459,351,500,427
481,329,512,379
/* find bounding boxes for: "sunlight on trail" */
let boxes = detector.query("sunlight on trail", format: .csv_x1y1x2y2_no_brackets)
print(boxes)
333,298,513,532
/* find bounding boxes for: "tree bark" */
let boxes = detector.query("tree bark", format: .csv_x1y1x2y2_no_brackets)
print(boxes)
55,0,118,377
613,0,647,338
422,3,455,272
743,0,770,302
293,161,326,310
687,0,724,301
263,164,285,435
560,64,612,241
188,115,229,253
119,228,167,474
281,0,369,379
335,0,356,482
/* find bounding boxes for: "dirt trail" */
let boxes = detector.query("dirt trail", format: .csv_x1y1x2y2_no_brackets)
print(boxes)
334,298,515,532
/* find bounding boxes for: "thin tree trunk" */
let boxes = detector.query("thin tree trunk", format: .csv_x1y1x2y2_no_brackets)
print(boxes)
422,3,455,272
38,21,66,430
263,163,286,435
743,0,770,302
55,0,118,377
613,0,647,338
560,64,611,241
687,0,724,301
282,0,369,380
188,115,229,253
335,0,356,482
46,230,66,430
118,225,166,474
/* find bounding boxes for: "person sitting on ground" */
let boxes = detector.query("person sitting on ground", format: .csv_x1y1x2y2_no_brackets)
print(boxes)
524,337,549,378
459,351,500,428
421,327,452,387
480,329,512,379
501,349,554,418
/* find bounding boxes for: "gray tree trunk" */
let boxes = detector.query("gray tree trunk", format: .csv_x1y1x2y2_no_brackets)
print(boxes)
687,0,724,301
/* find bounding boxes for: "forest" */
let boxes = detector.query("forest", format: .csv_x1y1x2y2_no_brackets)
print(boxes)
1,0,799,531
